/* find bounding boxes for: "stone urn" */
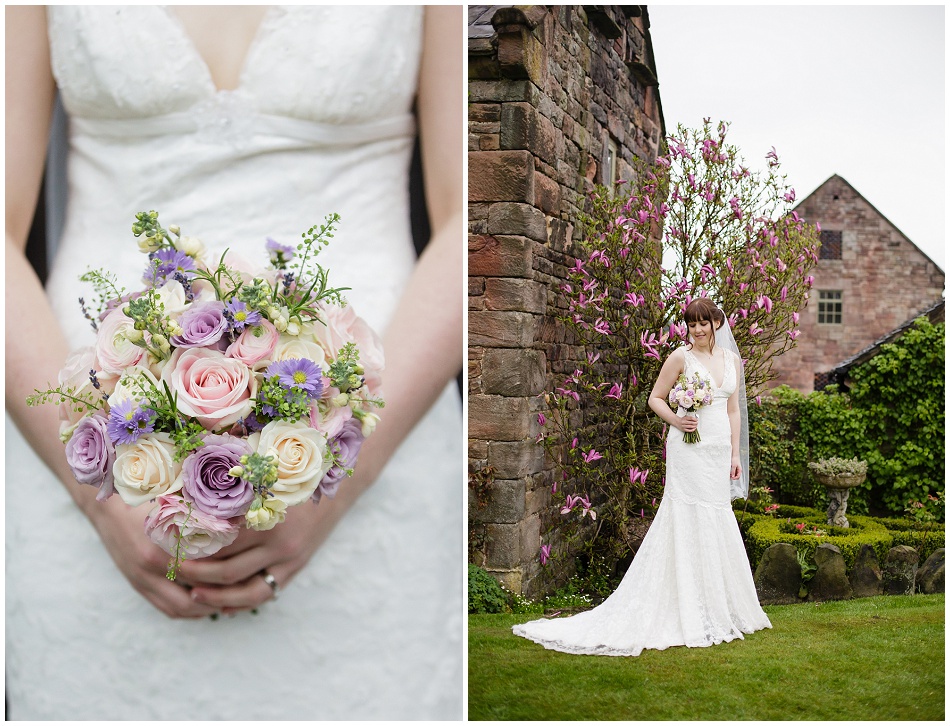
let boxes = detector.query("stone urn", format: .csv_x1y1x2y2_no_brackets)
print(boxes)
812,471,866,528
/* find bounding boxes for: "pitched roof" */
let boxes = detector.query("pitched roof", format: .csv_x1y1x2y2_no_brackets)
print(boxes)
794,173,944,274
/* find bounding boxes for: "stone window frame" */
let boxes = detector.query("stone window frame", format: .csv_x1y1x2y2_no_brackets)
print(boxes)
817,290,843,325
602,133,618,187
819,229,843,260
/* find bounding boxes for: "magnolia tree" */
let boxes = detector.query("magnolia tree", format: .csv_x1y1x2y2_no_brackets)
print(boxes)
539,119,820,566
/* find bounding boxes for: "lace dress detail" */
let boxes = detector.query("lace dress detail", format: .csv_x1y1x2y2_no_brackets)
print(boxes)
512,345,770,656
6,7,462,720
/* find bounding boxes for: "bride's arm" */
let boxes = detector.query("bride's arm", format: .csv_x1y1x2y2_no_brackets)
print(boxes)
5,6,220,619
647,349,698,433
179,5,464,610
727,352,742,479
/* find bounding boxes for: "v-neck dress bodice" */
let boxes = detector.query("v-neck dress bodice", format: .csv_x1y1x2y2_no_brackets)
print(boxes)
6,6,462,720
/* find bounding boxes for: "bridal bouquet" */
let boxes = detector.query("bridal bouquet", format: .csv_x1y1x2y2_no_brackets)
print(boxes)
668,372,713,443
29,211,384,578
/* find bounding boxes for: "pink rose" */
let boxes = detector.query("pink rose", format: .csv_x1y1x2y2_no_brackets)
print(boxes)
309,399,353,439
315,302,385,396
226,319,279,367
161,347,257,431
144,494,238,560
95,308,147,378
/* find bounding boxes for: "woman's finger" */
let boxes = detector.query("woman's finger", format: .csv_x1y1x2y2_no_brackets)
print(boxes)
190,569,280,610
178,545,274,586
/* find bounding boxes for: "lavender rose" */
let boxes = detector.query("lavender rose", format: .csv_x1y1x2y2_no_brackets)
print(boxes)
181,434,254,518
313,418,364,503
145,494,238,560
64,413,116,501
171,300,228,349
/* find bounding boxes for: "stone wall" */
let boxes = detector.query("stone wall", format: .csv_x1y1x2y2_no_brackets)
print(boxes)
771,174,945,393
467,5,663,596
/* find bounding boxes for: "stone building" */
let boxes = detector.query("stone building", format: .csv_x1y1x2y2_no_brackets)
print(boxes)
771,174,945,392
468,5,664,595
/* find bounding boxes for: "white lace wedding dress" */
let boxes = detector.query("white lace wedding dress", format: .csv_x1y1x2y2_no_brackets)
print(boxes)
6,6,462,719
513,347,771,656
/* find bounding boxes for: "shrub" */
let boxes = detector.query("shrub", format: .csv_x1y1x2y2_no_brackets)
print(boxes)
468,564,507,615
848,318,945,514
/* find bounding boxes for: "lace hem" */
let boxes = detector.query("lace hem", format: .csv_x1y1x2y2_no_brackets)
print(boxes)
662,491,733,511
512,621,769,657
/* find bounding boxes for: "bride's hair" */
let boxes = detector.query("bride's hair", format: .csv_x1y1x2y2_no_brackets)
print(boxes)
684,298,725,351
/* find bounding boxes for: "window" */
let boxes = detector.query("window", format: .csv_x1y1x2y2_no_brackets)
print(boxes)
818,290,843,324
819,229,842,260
603,137,618,187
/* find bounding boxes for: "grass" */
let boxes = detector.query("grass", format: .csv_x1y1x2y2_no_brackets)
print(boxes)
468,594,944,721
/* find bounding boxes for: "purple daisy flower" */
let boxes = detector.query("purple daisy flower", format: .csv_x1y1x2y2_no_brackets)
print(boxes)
107,399,156,445
224,299,262,333
144,248,196,287
265,358,323,397
266,237,296,267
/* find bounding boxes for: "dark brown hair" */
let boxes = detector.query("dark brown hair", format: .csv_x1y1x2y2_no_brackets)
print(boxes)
684,298,725,351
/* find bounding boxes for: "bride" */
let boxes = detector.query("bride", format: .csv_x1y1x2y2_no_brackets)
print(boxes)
513,298,771,656
6,5,462,719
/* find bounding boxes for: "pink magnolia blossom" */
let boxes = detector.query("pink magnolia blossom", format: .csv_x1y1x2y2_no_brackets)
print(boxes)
756,295,773,313
749,323,764,336
605,383,623,400
540,544,551,566
788,330,801,340
537,413,546,426
784,188,796,203
755,395,762,406
582,449,603,464
792,312,800,324
779,285,788,301
593,318,612,336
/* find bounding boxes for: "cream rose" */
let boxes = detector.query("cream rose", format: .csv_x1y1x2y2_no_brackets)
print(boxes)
57,346,99,434
95,308,148,378
107,365,161,408
226,319,279,367
161,347,257,431
252,421,330,506
113,432,182,506
313,303,384,396
267,332,328,372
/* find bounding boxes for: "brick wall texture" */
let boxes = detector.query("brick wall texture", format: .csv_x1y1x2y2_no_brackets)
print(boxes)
468,5,663,596
770,175,945,393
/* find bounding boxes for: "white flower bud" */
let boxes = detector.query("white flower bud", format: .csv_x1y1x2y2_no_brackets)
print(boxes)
285,319,301,336
360,412,380,438
125,328,144,344
137,237,162,253
228,466,245,478
168,225,181,236
332,392,349,407
174,235,206,260
274,316,288,332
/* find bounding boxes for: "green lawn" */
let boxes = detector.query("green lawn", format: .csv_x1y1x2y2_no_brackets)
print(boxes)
468,594,944,721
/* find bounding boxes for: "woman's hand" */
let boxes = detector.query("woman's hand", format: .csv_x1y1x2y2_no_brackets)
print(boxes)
176,489,353,613
672,413,699,434
730,456,742,481
88,496,222,619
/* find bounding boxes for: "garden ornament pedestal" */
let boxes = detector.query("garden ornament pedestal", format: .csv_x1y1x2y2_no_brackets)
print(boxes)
813,473,866,528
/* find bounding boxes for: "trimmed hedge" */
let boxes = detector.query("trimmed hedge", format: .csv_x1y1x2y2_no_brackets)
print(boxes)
738,504,945,572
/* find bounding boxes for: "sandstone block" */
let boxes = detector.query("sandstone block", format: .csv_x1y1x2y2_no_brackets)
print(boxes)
469,310,537,348
500,102,559,165
534,172,562,215
883,545,919,596
487,202,547,242
468,395,531,441
468,80,541,105
848,543,884,598
481,348,547,396
753,543,802,605
488,441,545,480
808,543,852,601
468,235,533,278
473,478,526,524
469,151,535,203
485,523,521,568
483,277,547,314
916,548,945,595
